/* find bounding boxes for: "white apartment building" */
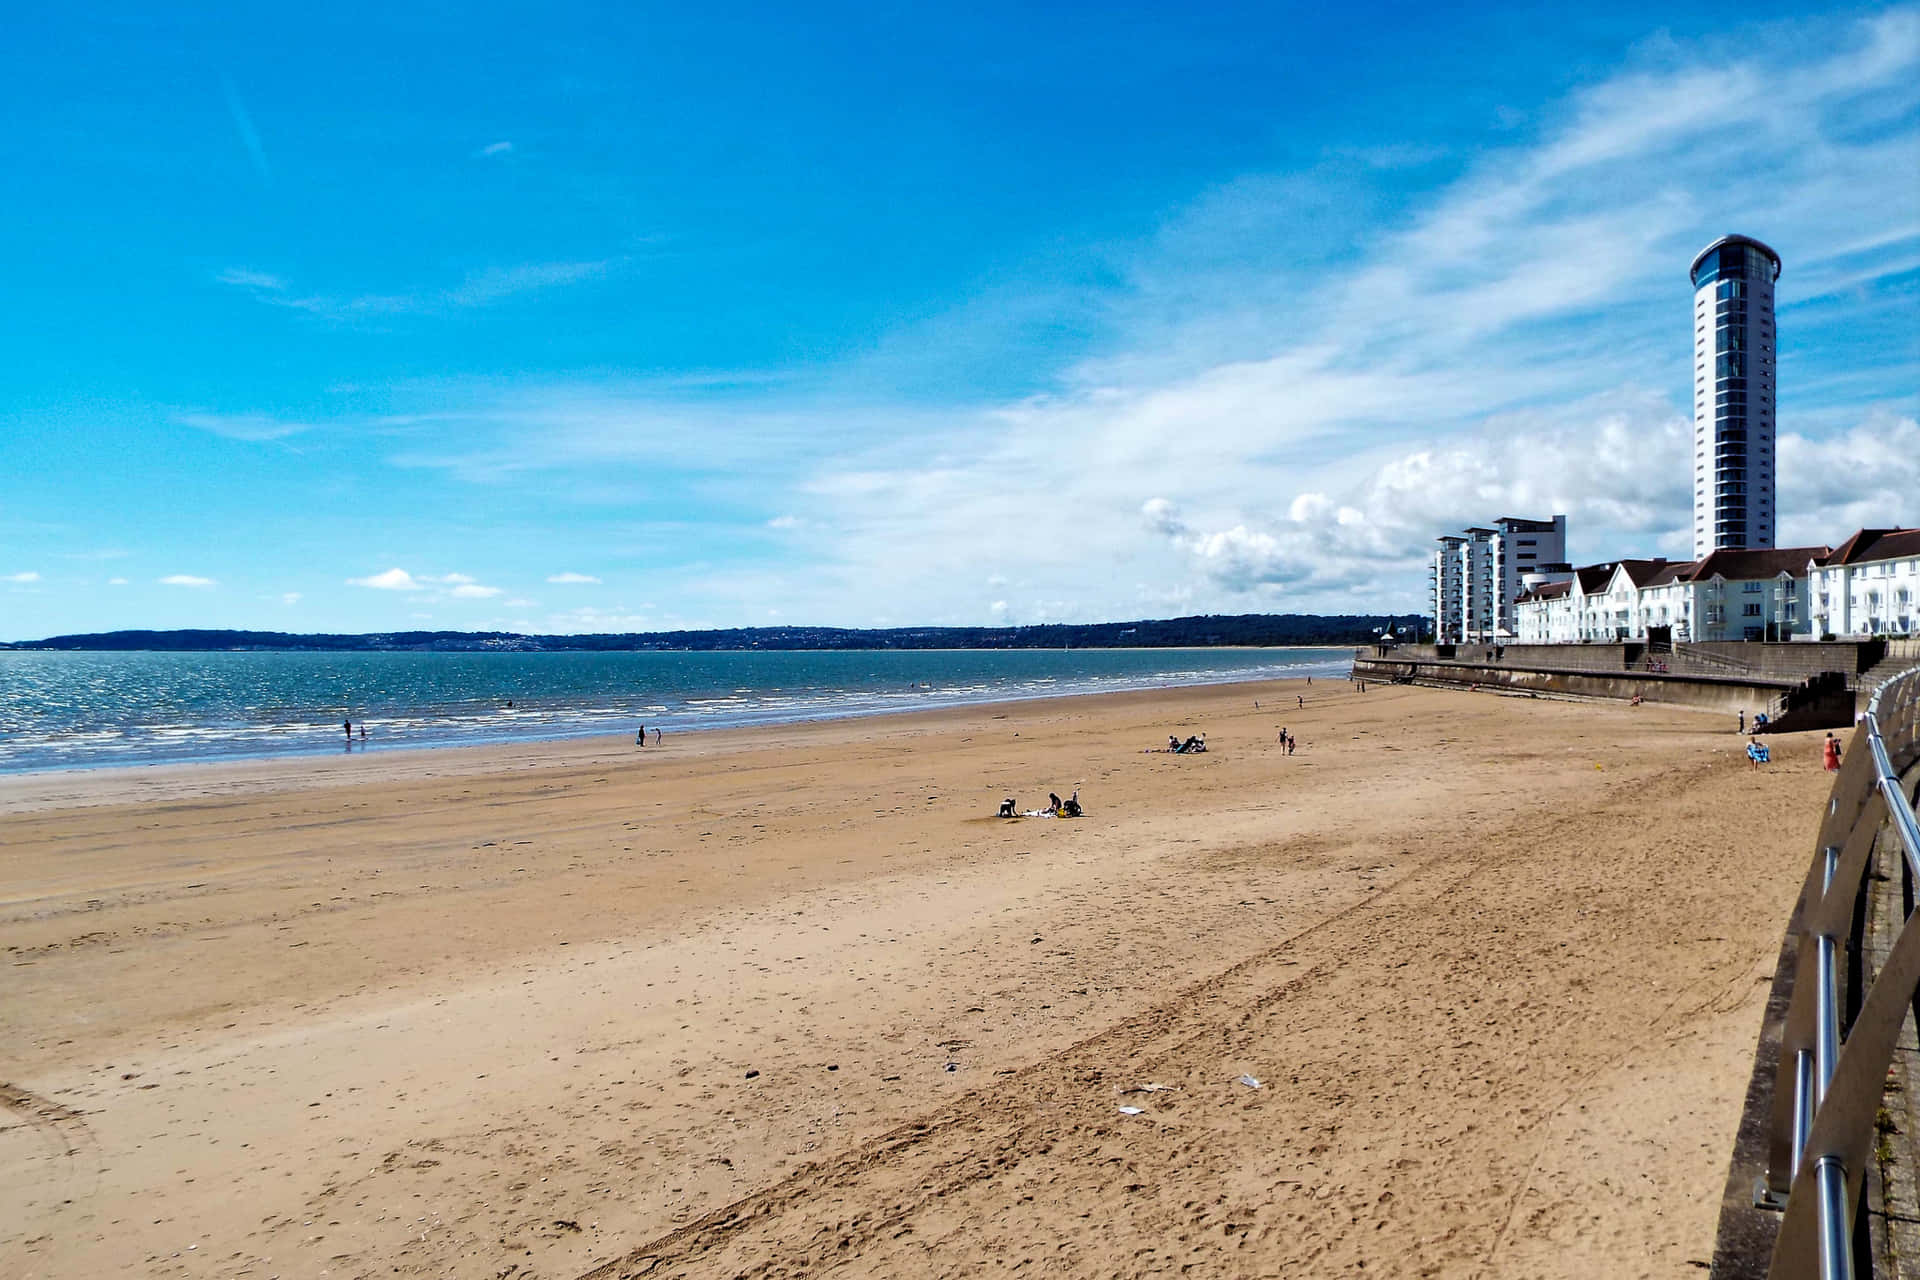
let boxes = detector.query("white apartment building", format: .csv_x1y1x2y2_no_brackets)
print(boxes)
1690,235,1781,558
1808,529,1920,638
1516,546,1827,644
1431,514,1567,643
1489,515,1568,637
1431,535,1465,642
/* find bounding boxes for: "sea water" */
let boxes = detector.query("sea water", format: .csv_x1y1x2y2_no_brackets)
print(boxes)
0,647,1354,774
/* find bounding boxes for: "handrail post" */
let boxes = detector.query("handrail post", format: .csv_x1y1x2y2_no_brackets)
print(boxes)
1815,933,1840,1103
1815,1156,1853,1280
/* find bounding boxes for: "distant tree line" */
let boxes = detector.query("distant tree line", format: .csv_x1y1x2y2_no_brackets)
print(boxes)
4,613,1425,653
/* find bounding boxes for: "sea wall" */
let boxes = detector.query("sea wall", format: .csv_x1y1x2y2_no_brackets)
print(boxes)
1351,655,1787,716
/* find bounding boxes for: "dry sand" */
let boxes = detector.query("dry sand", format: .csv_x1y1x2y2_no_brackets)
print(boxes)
0,680,1829,1278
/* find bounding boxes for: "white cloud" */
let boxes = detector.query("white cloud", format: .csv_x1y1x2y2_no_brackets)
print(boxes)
546,571,601,584
175,411,313,442
215,267,285,291
107,577,129,586
219,259,618,323
439,572,476,584
505,597,537,607
348,568,424,590
450,583,504,599
281,592,302,605
765,516,800,530
3,571,39,583
480,140,513,157
159,574,216,588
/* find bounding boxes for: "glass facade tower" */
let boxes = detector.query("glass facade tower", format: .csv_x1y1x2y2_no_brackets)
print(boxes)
1689,235,1781,558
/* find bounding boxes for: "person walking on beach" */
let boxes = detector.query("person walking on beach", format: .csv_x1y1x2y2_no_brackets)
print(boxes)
1286,733,1296,756
344,718,352,741
1823,732,1843,772
652,726,662,746
637,724,646,746
1297,695,1304,710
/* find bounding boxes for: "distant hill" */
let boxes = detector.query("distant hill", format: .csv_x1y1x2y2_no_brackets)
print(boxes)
3,614,1423,653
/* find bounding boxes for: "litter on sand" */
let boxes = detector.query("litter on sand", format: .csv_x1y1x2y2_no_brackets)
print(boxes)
1237,1074,1262,1089
1117,1105,1146,1116
1119,1083,1173,1095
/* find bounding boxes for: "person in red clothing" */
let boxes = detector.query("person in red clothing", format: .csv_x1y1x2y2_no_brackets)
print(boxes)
1823,733,1843,772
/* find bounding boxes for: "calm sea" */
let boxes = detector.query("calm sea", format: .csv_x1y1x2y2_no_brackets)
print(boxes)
0,647,1354,774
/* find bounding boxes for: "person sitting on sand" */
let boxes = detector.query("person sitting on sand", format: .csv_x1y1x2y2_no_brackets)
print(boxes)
1169,734,1182,752
1048,792,1063,815
1061,790,1082,818
998,796,1017,818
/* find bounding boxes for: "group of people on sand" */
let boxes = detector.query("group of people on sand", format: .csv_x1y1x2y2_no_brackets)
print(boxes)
1277,727,1297,755
997,790,1082,818
1166,733,1207,754
1739,722,1844,773
635,724,663,746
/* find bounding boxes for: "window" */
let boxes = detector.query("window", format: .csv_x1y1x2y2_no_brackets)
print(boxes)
1743,603,1762,616
1743,582,1763,593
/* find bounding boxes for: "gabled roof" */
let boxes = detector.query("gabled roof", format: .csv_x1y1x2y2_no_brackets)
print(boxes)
1574,563,1619,593
1641,561,1692,588
1612,558,1674,588
1820,528,1920,567
1682,546,1830,583
1519,581,1571,602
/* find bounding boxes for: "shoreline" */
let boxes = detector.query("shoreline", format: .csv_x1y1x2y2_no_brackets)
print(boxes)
0,674,1338,814
0,653,1354,794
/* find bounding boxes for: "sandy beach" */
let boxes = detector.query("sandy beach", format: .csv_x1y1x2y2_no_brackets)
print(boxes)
0,679,1829,1278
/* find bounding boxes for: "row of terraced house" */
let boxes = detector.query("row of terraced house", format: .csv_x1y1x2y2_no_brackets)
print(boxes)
1511,528,1920,644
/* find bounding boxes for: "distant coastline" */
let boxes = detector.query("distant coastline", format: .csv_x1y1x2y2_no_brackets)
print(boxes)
0,611,1423,653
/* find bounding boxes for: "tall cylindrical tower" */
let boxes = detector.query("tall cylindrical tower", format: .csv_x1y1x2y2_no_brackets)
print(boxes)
1690,235,1781,557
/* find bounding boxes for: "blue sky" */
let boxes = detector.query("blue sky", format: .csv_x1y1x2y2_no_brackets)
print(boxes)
2,2,1916,639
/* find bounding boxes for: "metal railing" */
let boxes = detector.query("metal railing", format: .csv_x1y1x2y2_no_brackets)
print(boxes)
1754,666,1920,1277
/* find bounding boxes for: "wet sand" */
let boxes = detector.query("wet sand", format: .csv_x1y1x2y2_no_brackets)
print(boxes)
0,680,1827,1277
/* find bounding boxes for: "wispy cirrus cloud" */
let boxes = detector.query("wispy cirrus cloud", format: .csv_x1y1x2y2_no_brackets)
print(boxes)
479,140,513,157
216,258,619,323
220,76,271,185
175,411,315,442
545,571,600,584
159,574,216,588
4,571,40,583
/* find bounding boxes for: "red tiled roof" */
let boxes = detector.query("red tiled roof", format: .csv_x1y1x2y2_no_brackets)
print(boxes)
1682,545,1830,582
1574,563,1618,593
1518,580,1572,601
1820,528,1920,567
1641,561,1693,588
1614,558,1674,588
